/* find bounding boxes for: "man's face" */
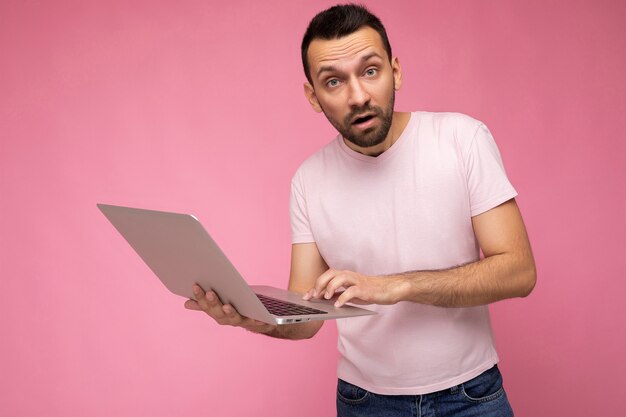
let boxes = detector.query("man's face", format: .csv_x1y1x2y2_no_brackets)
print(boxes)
304,26,402,149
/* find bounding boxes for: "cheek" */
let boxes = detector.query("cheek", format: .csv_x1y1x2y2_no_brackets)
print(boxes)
318,94,346,116
370,80,394,101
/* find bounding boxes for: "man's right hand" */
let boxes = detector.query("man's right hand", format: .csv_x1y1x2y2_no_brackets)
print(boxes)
184,243,328,340
184,284,277,334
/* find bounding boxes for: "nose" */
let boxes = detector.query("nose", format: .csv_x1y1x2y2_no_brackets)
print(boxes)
347,77,371,108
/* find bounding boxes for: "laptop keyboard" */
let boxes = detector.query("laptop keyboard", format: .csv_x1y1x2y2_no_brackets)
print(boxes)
256,293,328,317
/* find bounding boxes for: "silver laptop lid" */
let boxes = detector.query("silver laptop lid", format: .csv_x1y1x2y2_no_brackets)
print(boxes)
98,204,274,323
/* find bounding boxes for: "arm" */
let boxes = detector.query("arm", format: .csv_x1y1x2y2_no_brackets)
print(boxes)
184,242,328,339
304,199,536,308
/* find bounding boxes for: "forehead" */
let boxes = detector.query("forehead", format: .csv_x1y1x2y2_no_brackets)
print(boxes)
307,26,387,73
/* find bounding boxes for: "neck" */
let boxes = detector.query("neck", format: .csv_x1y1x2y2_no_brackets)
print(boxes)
343,111,411,157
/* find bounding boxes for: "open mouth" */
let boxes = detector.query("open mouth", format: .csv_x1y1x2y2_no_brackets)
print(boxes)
352,114,376,125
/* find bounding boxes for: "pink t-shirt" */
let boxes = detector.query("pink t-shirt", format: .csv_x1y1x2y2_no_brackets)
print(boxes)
290,111,518,395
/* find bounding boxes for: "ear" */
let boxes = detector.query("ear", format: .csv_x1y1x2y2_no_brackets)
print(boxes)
391,57,403,91
303,82,323,113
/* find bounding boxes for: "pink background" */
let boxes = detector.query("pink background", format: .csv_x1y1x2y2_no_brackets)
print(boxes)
1,0,624,415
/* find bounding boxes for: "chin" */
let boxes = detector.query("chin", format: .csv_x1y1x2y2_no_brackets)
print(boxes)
346,129,387,148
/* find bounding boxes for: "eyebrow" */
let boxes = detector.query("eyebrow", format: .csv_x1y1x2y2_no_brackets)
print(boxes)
316,52,384,78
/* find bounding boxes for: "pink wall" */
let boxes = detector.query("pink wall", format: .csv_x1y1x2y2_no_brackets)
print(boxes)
1,0,624,415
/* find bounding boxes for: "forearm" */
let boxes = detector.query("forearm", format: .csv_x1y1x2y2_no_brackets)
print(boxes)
392,252,536,307
306,201,536,309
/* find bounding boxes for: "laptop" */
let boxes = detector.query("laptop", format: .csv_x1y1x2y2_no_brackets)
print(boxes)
97,204,376,325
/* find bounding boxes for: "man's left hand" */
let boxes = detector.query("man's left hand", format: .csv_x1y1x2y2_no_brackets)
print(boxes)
302,269,405,307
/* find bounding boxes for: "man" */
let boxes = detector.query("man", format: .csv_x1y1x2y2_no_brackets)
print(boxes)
185,4,536,416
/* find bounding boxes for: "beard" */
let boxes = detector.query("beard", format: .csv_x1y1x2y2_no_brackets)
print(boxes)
320,91,395,149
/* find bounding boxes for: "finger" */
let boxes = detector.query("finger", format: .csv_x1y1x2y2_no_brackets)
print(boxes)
312,269,339,298
193,284,227,319
184,299,201,310
335,285,373,307
302,288,318,300
335,285,361,308
221,304,243,325
323,274,356,299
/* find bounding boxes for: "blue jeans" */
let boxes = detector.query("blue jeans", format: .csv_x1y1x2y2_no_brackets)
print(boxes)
336,365,514,417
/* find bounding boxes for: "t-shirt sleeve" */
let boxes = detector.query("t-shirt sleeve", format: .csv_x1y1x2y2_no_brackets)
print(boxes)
465,123,518,216
290,170,315,244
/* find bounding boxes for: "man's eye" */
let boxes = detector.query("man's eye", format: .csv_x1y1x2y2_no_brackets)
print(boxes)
327,79,340,88
365,68,377,77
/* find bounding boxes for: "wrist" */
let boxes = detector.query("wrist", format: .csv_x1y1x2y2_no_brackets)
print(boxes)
243,322,277,336
256,324,278,336
391,275,411,303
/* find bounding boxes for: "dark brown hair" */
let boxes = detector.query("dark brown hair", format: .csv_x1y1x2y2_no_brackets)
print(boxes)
301,4,392,84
